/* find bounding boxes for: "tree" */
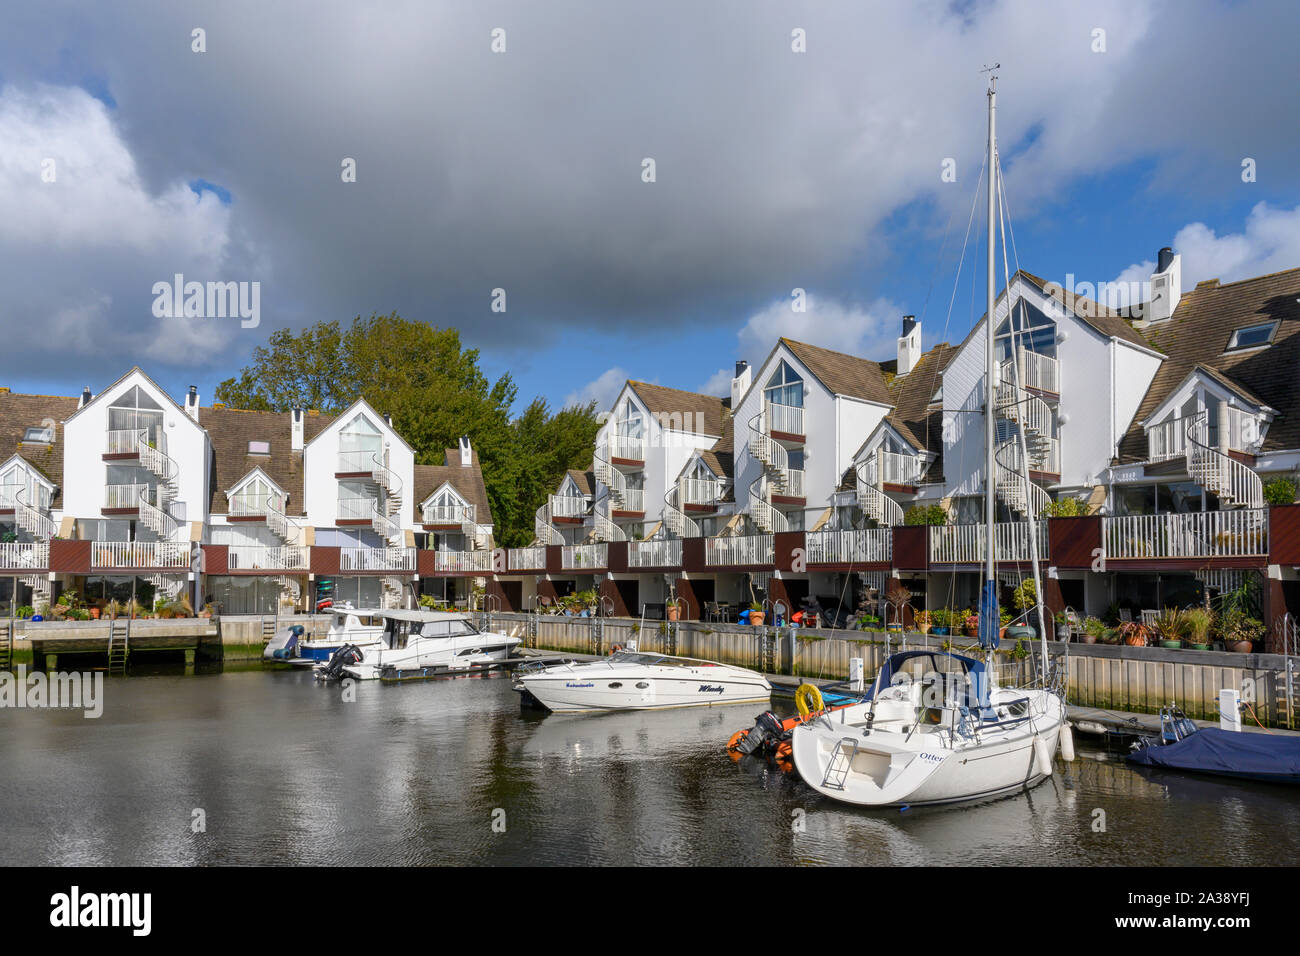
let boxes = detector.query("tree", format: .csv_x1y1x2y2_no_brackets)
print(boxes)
215,313,599,547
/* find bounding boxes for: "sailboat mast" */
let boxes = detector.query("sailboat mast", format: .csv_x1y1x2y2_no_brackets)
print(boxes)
984,76,997,589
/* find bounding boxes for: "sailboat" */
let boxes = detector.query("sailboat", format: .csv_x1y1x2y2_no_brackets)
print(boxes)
789,74,1068,807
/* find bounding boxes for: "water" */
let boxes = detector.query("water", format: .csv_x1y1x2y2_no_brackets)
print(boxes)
2,667,1297,866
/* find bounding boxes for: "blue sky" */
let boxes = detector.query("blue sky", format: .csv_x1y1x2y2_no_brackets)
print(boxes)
0,1,1297,417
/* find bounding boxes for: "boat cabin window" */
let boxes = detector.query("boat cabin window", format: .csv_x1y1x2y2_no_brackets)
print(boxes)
416,618,479,638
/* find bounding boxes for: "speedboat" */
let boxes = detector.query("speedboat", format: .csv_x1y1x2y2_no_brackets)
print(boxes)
514,650,772,713
295,605,387,663
316,609,521,681
789,650,1066,807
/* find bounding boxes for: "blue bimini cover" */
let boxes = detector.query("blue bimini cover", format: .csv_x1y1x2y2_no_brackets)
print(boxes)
1127,728,1300,783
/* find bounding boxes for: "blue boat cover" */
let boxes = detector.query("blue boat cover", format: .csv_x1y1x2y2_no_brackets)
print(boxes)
1127,728,1300,782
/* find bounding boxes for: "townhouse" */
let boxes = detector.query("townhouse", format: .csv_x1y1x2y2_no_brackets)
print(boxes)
0,369,494,615
505,250,1300,647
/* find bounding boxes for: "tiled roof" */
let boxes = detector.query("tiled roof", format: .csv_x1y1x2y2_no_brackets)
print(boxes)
628,382,729,437
0,392,80,504
885,342,957,456
1018,271,1158,351
201,406,335,516
565,468,595,496
1117,267,1300,460
780,338,894,405
412,447,494,526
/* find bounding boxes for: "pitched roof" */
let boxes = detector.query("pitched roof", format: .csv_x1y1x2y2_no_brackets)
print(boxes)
1018,271,1158,351
885,342,957,456
565,468,595,496
779,338,894,405
0,391,80,504
1117,267,1300,460
412,447,494,526
201,406,335,516
699,410,735,480
627,382,728,437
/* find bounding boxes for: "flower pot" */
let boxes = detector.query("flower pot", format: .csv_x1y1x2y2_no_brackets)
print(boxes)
1229,640,1254,653
667,604,680,622
1159,640,1183,650
89,608,101,620
1005,625,1035,642
1188,642,1210,651
964,625,978,638
932,626,949,636
749,611,765,626
1081,633,1097,645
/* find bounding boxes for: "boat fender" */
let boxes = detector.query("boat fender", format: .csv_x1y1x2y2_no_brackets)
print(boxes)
794,683,825,718
1059,722,1076,762
609,644,623,656
1033,735,1053,777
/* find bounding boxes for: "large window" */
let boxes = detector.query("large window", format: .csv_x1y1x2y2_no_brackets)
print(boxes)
764,361,804,408
108,386,165,443
995,302,1056,361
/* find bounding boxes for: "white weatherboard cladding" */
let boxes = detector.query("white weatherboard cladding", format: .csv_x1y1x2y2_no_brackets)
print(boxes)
942,313,992,500
834,396,888,488
61,370,210,531
301,402,415,530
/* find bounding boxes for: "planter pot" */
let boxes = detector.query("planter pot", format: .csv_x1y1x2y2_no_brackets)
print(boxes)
999,626,1007,640
886,623,903,634
932,627,949,636
1229,641,1254,653
749,611,765,626
964,625,979,638
1005,625,1035,642
89,608,101,620
1188,642,1210,651
666,605,680,622
1159,640,1183,650
1081,633,1097,645
1056,626,1070,641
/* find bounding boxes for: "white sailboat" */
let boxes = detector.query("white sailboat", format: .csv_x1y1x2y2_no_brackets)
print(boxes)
790,73,1068,807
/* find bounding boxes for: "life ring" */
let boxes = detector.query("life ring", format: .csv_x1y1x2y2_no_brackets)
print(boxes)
773,741,793,763
794,683,825,718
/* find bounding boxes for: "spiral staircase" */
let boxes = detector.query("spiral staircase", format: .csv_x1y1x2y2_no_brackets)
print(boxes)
663,484,701,538
748,410,797,534
854,455,904,528
367,451,405,545
14,486,56,542
533,498,564,547
136,430,181,539
1186,411,1263,509
993,373,1054,517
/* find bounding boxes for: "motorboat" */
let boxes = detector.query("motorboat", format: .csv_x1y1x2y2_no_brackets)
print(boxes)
514,650,772,713
1127,705,1300,785
789,649,1066,807
294,605,388,663
316,609,521,681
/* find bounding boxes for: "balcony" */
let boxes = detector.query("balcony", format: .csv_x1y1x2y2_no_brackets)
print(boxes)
229,492,288,520
928,522,1049,564
561,543,607,570
868,451,923,487
616,488,646,513
1103,509,1268,560
340,546,416,571
628,538,682,568
508,546,546,571
549,494,589,520
609,436,645,462
1147,409,1258,463
705,534,774,567
765,401,804,439
226,545,308,571
680,478,723,508
775,468,805,499
421,503,478,537
433,550,492,573
336,450,381,474
0,541,49,571
104,428,147,456
805,528,891,565
104,483,149,511
91,541,189,569
338,496,382,522
1000,348,1059,394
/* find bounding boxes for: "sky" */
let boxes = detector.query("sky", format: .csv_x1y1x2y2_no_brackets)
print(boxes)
1,0,1298,416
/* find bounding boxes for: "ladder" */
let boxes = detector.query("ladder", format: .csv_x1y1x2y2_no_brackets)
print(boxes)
527,607,539,649
1280,613,1298,730
0,619,12,672
759,627,778,674
821,737,860,791
107,619,130,675
261,613,279,647
590,612,604,656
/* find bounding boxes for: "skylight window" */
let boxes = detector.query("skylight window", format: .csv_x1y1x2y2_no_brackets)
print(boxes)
248,440,271,455
22,426,53,443
1226,321,1278,351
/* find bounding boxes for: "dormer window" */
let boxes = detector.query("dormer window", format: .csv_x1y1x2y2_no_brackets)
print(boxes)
247,440,271,456
22,426,53,443
1225,321,1278,351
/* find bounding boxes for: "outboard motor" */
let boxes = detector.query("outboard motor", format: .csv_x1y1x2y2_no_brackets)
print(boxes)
732,710,789,756
319,643,364,681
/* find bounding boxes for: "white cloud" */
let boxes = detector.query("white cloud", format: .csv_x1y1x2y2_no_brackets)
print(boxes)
697,368,733,397
736,294,903,369
564,367,630,412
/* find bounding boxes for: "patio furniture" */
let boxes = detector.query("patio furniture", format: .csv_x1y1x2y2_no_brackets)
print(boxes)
1119,608,1133,623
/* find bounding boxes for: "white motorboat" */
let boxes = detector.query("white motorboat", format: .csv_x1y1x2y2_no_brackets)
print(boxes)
317,609,521,681
515,650,772,713
790,649,1065,807
292,605,387,663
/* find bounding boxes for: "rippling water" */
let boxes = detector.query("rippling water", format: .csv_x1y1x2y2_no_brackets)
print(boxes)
1,667,1297,866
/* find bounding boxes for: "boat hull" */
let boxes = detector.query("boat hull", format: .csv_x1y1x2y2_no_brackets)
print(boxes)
517,660,771,713
342,635,520,680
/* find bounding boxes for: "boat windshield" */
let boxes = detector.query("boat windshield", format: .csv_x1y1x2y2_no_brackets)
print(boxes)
606,651,717,668
415,618,480,638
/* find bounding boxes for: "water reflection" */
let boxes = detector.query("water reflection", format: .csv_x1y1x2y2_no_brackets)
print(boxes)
0,667,1296,865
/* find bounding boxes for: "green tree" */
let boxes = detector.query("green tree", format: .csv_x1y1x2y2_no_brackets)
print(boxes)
216,313,601,546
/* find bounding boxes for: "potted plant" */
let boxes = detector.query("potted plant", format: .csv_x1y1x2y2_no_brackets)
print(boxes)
1182,607,1213,650
1154,607,1185,649
930,608,951,636
1118,621,1152,647
915,609,932,635
963,611,979,638
1054,611,1071,642
666,598,682,622
105,599,121,620
15,605,34,620
1218,608,1264,653
748,602,765,626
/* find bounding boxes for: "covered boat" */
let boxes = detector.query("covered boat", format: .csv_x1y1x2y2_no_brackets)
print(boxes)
1127,707,1300,784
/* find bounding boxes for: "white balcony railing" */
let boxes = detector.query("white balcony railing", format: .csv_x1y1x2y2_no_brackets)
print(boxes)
338,496,381,521
872,451,923,486
340,546,416,571
805,529,892,565
610,435,645,461
422,503,476,525
1103,509,1269,559
618,488,646,512
0,541,49,570
509,546,546,570
0,484,20,509
1001,348,1059,394
781,468,805,498
229,492,288,519
705,534,774,566
434,550,493,573
337,449,382,473
628,538,682,567
928,522,1049,564
105,428,144,455
680,478,722,506
91,541,189,569
561,543,607,570
1148,410,1260,463
104,483,149,509
226,545,308,570
549,494,589,519
765,401,804,436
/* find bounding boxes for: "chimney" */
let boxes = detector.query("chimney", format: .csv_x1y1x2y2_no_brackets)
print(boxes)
185,385,200,421
731,360,752,409
1148,247,1181,323
897,316,922,376
459,435,472,467
80,386,93,409
291,408,304,452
